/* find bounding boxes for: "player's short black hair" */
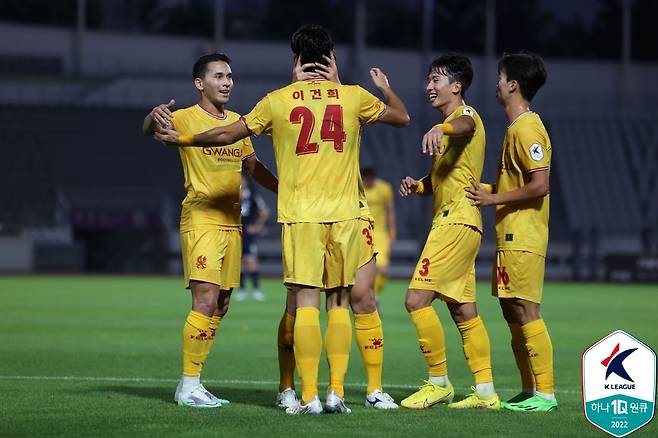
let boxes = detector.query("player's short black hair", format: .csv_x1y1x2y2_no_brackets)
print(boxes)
193,53,231,80
290,24,334,66
428,53,473,97
498,52,547,102
362,167,376,178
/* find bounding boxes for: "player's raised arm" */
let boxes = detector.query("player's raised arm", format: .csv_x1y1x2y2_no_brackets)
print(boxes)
422,114,476,155
155,119,250,147
142,99,175,135
369,68,410,128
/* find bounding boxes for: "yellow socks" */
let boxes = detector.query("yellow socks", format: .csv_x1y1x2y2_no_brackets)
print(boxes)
509,323,535,391
522,319,554,394
354,311,384,394
209,315,222,337
182,310,219,376
277,311,296,392
325,308,352,398
410,306,447,377
294,307,322,403
456,316,493,384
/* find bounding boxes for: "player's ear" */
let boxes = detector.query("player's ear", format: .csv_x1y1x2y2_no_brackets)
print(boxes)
194,77,203,92
508,79,519,94
451,80,462,96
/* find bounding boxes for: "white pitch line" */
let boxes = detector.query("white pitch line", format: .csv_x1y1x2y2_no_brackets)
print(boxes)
0,375,580,394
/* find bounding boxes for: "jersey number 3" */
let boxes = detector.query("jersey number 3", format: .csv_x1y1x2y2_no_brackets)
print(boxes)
290,105,346,155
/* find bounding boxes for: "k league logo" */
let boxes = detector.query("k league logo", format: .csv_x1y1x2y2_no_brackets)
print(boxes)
602,343,637,383
582,330,656,437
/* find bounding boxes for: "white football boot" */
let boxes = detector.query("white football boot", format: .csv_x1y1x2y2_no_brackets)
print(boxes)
177,384,221,408
276,388,299,409
285,396,323,415
365,390,399,409
175,379,229,406
325,391,352,414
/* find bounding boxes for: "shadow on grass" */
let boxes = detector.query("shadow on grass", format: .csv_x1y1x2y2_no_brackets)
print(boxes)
92,384,278,408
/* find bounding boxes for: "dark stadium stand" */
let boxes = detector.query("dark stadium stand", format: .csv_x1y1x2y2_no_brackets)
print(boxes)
1,105,656,278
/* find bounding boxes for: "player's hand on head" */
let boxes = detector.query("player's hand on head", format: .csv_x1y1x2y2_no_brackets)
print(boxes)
292,57,322,82
318,53,341,83
399,176,418,197
422,125,444,156
369,68,390,89
151,99,175,129
464,178,494,206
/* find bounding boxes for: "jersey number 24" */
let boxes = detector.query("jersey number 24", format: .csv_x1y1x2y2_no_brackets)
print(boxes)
290,105,346,155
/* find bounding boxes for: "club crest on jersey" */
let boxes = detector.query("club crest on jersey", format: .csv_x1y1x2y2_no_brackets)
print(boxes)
462,107,474,117
582,330,656,437
529,143,544,161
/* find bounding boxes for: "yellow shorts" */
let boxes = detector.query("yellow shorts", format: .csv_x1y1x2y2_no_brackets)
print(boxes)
373,229,390,268
358,219,376,268
408,224,481,303
180,228,242,290
281,219,361,289
492,250,545,303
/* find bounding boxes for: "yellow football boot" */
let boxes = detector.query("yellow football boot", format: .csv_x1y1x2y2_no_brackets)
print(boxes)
448,387,501,410
400,381,455,409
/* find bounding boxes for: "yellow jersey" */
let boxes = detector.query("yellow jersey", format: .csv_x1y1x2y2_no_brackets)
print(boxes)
429,104,485,231
365,179,394,233
172,104,255,231
495,111,551,256
243,80,385,223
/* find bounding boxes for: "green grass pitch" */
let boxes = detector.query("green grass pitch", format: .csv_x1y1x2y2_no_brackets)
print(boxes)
1,276,657,437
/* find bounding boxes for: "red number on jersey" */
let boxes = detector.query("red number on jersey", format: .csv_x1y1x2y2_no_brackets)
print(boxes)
290,105,346,155
362,227,373,246
496,267,510,286
419,258,430,277
321,104,346,152
290,106,319,155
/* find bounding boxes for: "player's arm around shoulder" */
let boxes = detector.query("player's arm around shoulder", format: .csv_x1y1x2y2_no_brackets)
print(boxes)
191,120,250,147
155,118,250,147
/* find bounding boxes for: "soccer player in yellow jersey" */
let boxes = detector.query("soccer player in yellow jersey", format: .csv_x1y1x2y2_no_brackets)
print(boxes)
156,25,409,414
273,58,399,412
466,52,557,412
143,53,277,408
362,167,397,297
398,54,500,410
